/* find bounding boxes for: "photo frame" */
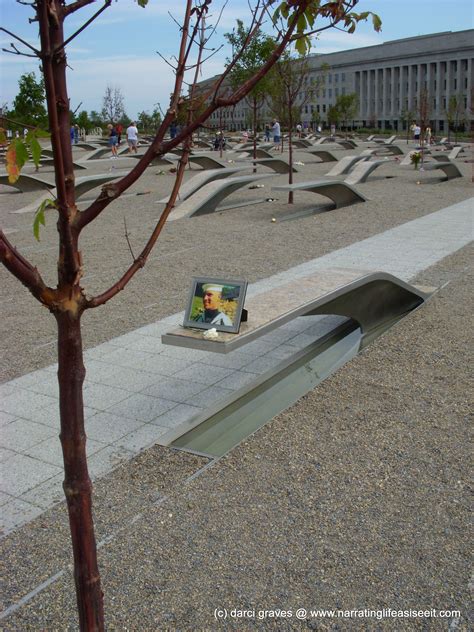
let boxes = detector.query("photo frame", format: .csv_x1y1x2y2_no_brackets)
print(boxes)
183,277,248,334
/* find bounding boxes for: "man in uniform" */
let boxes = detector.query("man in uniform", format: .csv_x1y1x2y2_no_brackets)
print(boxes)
193,284,233,326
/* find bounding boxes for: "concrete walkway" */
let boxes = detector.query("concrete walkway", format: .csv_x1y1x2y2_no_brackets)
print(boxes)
0,198,472,536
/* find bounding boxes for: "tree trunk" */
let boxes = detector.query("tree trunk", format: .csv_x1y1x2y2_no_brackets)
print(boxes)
252,98,257,173
288,99,294,204
56,312,104,631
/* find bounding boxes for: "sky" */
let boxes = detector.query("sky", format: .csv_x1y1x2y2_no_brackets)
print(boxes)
1,0,473,120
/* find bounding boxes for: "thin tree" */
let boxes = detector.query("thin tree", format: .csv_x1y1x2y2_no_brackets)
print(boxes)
0,1,380,629
445,94,465,142
269,52,313,201
225,20,276,162
417,87,431,162
101,85,125,122
400,106,416,144
333,92,358,137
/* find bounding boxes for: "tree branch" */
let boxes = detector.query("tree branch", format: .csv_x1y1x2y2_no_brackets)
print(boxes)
63,0,96,16
0,27,40,55
0,231,53,307
57,0,112,52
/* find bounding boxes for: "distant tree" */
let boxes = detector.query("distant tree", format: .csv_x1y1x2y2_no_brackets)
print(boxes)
417,87,431,160
333,93,358,136
89,110,103,128
137,107,162,134
11,72,47,128
268,51,313,201
400,106,416,144
327,104,340,127
75,110,91,131
445,94,465,142
225,20,276,158
101,85,125,122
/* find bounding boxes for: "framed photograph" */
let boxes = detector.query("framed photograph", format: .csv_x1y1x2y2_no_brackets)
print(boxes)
183,277,248,334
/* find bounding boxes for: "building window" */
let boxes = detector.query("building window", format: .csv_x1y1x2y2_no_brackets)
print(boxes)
454,78,457,89
323,104,326,112
328,89,332,97
328,74,332,83
317,105,320,113
341,72,345,81
335,74,339,82
342,87,346,95
465,78,468,89
335,88,339,96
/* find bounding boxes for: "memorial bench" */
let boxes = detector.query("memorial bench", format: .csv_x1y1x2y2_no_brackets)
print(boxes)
304,148,339,162
271,178,367,209
8,172,129,213
432,146,463,161
162,268,430,354
157,166,250,203
420,161,463,180
167,173,277,220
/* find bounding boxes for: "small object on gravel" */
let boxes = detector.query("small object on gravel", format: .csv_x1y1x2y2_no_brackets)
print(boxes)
294,161,305,166
203,328,219,340
169,167,177,173
266,198,277,202
156,170,166,175
416,180,421,184
271,217,276,223
248,184,265,189
136,191,151,196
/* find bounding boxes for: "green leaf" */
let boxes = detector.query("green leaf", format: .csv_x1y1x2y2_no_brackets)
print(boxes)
29,137,42,167
372,13,382,32
33,198,56,241
136,0,148,6
15,140,28,169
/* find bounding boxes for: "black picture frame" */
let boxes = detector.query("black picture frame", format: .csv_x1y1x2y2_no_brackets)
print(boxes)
183,277,248,334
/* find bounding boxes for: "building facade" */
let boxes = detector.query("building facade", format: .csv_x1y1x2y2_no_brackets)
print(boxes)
201,30,474,133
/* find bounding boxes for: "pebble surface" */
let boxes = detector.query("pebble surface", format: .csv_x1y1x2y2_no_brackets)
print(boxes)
0,141,472,629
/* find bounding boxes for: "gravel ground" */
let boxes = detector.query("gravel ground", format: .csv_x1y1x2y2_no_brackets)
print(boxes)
0,142,472,381
0,140,472,630
1,245,472,631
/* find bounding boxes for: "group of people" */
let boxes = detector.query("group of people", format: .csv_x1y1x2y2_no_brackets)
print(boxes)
410,121,432,145
107,121,138,158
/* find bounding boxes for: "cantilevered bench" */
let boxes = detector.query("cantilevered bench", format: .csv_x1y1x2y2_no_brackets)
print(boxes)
336,139,358,149
432,146,463,161
374,134,397,145
38,157,88,170
324,155,368,176
421,162,462,180
245,158,298,174
304,149,339,162
0,173,55,193
188,155,229,170
271,179,366,209
157,166,249,203
8,172,129,213
168,173,277,220
368,144,403,156
343,159,388,185
162,268,429,353
237,148,274,159
292,139,313,149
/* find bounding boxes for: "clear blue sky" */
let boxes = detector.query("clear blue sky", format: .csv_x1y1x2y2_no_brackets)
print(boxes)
1,0,473,120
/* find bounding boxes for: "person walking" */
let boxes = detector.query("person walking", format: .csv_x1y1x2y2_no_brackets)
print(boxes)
425,125,432,146
271,119,281,148
108,123,118,158
126,121,139,154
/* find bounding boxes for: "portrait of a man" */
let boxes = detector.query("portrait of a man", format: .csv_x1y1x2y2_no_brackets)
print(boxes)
192,284,233,326
183,277,247,333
